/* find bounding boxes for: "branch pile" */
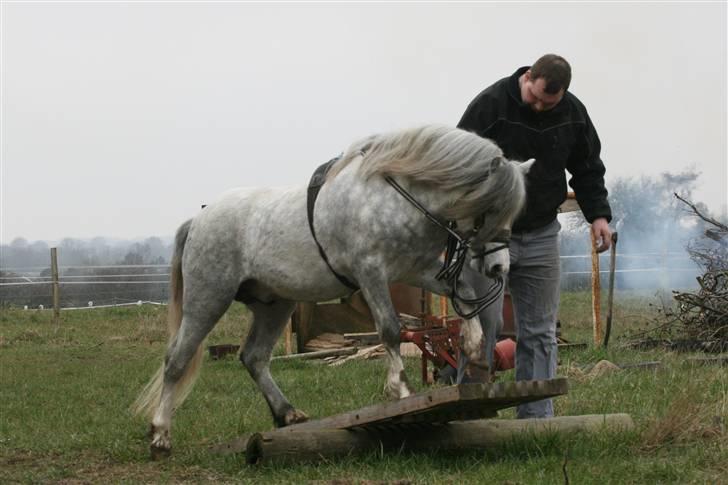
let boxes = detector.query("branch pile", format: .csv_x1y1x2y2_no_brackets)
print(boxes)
639,195,728,352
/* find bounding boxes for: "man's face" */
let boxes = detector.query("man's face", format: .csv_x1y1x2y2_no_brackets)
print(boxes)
520,71,564,112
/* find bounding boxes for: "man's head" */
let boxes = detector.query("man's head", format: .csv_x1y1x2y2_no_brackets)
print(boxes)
519,54,571,112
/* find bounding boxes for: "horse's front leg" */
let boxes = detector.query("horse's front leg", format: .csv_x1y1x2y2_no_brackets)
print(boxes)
412,263,492,378
359,281,414,399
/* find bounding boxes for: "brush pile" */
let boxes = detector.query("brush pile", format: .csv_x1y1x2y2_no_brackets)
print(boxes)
641,195,728,352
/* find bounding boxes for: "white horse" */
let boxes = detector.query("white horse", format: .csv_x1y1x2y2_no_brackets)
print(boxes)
133,124,531,456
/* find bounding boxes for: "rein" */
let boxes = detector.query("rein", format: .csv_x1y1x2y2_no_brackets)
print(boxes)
384,176,510,319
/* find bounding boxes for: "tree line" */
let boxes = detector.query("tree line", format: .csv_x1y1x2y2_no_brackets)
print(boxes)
1,169,724,287
1,236,173,270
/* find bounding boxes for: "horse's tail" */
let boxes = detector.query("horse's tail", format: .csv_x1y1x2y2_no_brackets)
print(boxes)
132,219,199,419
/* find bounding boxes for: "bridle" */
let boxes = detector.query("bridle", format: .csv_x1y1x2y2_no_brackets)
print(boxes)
385,176,511,319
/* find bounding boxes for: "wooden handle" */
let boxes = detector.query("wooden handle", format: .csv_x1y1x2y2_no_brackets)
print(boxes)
591,231,602,345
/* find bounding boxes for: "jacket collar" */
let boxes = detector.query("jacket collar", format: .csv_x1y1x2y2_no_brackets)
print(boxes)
507,66,531,106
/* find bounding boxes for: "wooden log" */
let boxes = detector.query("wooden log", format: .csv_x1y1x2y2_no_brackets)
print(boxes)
243,414,635,465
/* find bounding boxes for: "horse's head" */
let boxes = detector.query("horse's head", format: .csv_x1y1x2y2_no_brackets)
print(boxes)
472,237,511,278
468,159,534,278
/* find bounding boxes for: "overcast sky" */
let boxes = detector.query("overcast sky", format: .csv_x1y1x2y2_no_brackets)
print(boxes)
1,1,726,245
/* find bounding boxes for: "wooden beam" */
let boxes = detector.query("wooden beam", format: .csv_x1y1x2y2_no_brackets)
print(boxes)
293,302,314,354
237,414,635,464
284,319,293,355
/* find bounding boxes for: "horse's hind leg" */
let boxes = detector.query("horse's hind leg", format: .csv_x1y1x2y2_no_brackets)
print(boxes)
240,299,307,427
150,294,232,457
359,282,414,399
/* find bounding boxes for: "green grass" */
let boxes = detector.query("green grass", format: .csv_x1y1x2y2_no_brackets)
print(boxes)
1,292,726,484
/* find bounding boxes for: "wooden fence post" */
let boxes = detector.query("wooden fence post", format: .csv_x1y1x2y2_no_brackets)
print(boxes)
50,247,60,325
439,295,448,324
590,232,602,345
284,319,293,355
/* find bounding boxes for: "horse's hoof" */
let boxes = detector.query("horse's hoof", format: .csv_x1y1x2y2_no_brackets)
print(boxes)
283,408,309,426
150,444,171,460
469,357,490,370
463,364,492,384
149,425,171,459
385,382,413,400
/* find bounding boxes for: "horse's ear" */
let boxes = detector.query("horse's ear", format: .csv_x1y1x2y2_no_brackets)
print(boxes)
519,159,535,175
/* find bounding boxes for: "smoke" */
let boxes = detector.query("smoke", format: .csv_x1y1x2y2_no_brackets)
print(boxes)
559,169,711,291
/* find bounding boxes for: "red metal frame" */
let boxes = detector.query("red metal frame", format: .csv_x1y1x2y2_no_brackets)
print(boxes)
400,315,463,384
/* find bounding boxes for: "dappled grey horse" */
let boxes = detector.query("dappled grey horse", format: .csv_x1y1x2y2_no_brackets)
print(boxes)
133,124,531,456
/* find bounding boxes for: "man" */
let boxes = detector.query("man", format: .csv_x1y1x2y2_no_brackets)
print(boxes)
457,54,612,418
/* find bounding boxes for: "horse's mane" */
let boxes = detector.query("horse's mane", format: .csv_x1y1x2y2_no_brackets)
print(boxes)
326,125,525,230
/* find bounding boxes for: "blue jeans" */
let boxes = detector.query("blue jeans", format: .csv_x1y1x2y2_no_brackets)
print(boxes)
458,219,561,418
509,219,561,418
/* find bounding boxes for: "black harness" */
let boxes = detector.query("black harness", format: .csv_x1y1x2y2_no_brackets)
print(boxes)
384,176,510,319
307,157,359,290
306,158,510,318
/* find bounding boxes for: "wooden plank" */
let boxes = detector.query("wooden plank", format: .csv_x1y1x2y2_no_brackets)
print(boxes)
305,302,374,339
282,378,568,432
343,332,379,346
271,347,357,361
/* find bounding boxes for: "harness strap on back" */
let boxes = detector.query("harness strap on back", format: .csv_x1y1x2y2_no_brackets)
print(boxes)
307,157,359,291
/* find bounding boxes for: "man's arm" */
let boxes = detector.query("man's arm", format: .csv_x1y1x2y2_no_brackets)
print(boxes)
567,110,613,253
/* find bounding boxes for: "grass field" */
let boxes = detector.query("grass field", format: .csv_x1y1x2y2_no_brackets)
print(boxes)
1,291,726,484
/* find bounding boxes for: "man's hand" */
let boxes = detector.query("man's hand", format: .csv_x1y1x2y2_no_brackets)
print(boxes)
591,217,612,253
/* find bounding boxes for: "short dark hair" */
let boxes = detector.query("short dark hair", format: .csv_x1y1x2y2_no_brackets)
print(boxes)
530,54,571,94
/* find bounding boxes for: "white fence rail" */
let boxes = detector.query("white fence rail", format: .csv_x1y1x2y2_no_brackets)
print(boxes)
1,249,701,309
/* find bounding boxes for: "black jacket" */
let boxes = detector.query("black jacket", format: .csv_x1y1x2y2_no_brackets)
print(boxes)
457,66,612,232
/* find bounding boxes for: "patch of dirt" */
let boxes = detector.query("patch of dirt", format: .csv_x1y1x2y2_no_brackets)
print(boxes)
0,450,232,484
561,359,622,382
314,481,413,485
588,359,621,378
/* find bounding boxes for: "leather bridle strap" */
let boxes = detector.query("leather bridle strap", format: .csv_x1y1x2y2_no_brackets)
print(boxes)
384,176,467,245
385,175,504,320
471,229,511,259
